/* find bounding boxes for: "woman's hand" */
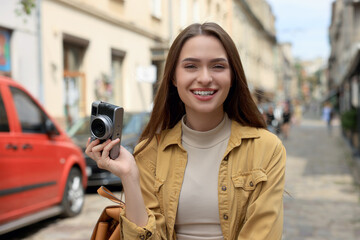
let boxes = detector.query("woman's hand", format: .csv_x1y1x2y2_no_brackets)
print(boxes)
85,138,148,227
85,138,139,180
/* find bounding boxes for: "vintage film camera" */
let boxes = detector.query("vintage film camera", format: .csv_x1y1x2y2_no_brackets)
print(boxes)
90,101,124,159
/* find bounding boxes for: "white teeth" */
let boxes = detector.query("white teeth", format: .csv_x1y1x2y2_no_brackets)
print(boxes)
193,90,215,96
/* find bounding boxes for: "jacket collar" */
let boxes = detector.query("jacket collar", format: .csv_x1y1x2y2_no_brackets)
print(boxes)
159,119,261,151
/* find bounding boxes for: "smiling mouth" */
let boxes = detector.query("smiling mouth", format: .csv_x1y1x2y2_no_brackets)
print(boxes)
192,90,216,96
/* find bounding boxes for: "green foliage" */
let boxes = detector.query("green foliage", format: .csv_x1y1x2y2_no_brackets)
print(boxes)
341,109,358,131
15,0,36,16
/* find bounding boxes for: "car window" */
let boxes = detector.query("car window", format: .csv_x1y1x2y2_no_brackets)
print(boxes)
0,91,9,132
122,113,149,135
142,114,150,126
10,86,54,134
67,118,89,137
123,113,132,127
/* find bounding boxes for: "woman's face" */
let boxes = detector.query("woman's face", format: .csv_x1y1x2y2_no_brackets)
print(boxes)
174,35,231,117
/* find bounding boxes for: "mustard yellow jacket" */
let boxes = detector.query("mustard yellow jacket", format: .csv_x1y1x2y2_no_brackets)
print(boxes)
120,120,286,240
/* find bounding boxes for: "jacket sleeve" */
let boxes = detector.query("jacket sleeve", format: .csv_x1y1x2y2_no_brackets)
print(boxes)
238,141,286,240
120,139,168,240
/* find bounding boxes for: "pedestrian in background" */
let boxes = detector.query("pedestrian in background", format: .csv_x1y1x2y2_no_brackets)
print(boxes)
274,103,283,135
293,100,303,126
86,22,286,239
322,102,333,134
281,103,292,140
266,104,280,134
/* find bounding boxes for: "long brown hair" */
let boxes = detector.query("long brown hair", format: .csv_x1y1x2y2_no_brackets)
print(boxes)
134,22,266,155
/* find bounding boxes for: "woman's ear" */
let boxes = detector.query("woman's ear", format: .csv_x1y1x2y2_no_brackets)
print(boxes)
172,78,177,87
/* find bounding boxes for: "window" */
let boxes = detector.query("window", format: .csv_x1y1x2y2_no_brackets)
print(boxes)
0,92,9,132
0,29,11,76
111,48,126,105
180,0,188,28
10,86,48,133
63,42,84,72
207,0,212,15
354,3,360,41
193,0,200,23
63,35,88,128
152,0,162,19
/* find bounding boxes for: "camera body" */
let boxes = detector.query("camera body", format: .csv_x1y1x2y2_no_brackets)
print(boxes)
90,101,124,159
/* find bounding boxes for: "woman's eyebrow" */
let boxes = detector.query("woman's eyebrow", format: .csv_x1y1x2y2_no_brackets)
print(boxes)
181,57,228,63
210,58,228,63
181,57,201,62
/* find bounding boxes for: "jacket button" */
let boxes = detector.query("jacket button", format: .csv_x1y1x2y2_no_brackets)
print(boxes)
224,155,229,161
249,181,254,187
221,186,227,191
146,231,152,238
223,214,228,220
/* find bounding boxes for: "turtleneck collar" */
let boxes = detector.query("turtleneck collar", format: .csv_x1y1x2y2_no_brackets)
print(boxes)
181,113,231,149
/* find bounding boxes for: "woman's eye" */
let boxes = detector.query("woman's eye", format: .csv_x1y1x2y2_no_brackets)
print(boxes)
184,65,196,69
213,65,225,69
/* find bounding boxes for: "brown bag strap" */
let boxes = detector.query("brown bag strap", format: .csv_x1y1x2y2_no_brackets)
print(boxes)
97,186,125,205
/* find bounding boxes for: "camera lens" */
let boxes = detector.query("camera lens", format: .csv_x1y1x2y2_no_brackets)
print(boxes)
91,119,106,138
91,115,113,140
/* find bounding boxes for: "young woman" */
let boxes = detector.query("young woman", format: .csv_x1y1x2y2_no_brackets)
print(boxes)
86,22,286,240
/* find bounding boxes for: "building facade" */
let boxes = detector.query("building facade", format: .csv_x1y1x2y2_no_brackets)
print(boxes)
277,43,298,103
1,0,291,129
42,0,171,127
328,0,360,150
329,0,360,111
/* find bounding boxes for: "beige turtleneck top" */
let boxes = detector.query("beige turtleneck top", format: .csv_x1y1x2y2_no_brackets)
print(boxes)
175,114,231,240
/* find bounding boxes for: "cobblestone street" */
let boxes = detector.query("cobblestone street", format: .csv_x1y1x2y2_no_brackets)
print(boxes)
282,116,360,240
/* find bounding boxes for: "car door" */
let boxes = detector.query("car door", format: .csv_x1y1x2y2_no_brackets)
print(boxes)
0,84,62,223
0,84,25,223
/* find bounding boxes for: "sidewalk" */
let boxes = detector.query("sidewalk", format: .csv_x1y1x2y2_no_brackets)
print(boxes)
282,116,360,240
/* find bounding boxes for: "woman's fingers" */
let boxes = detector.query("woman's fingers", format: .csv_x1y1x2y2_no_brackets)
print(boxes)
85,138,111,160
91,139,110,153
102,138,120,159
85,138,99,156
84,138,135,176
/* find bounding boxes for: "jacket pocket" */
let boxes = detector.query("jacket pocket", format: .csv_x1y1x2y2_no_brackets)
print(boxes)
232,169,268,191
231,169,268,232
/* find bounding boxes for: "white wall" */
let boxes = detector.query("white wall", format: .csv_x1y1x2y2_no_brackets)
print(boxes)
0,0,40,100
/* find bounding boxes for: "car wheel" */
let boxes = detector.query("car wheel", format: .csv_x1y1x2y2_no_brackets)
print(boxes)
61,167,84,217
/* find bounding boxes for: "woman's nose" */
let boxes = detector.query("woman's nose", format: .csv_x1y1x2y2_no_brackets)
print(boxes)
197,68,212,84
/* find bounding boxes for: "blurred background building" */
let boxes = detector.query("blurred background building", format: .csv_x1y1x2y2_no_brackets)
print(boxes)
0,0,304,129
0,1,40,99
328,0,360,154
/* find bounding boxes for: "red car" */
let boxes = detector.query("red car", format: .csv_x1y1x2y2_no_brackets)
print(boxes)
0,76,87,234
